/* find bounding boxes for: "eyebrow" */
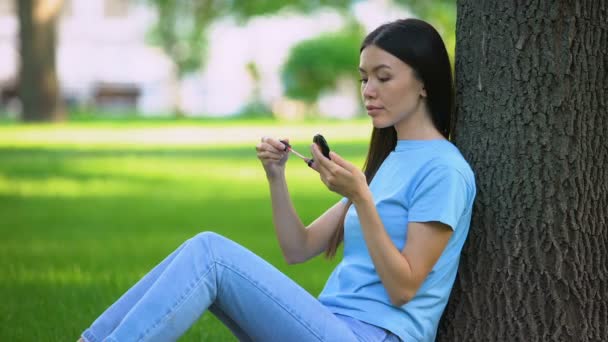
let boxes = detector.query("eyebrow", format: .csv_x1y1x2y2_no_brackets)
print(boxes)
358,64,392,73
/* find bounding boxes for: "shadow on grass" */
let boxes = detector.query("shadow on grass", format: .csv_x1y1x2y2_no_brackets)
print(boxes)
0,282,238,341
0,141,353,341
0,141,368,160
1,190,341,341
0,142,369,187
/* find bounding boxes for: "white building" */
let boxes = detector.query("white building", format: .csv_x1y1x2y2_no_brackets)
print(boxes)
0,0,176,115
0,0,409,117
176,0,410,118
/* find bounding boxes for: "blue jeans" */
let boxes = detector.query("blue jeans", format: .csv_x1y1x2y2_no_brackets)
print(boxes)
82,232,400,342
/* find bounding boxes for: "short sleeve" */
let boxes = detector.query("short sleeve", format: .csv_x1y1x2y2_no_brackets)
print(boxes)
407,166,471,230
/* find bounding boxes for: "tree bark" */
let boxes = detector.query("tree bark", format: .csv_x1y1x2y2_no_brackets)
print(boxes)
17,0,64,122
438,1,608,341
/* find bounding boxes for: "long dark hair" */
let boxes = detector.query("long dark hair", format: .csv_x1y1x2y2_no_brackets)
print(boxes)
325,18,454,258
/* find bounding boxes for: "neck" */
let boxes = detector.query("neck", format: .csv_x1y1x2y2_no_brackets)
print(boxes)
394,104,444,140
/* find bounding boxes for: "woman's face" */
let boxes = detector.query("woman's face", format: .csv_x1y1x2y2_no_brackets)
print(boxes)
359,45,427,130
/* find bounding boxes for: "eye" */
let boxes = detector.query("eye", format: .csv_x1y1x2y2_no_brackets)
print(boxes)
378,77,390,83
359,78,368,84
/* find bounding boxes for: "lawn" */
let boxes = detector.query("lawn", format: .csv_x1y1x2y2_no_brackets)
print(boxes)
0,118,371,341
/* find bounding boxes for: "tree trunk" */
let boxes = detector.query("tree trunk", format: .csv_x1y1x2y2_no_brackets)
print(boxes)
437,1,608,341
17,0,64,122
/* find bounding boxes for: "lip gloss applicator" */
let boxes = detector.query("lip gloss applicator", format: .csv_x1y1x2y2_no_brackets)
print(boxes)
280,140,314,167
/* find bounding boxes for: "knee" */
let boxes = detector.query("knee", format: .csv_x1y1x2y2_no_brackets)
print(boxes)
192,231,223,244
183,232,220,263
189,231,240,262
190,231,229,253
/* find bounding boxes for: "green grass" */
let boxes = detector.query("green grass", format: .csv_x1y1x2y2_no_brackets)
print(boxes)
0,119,371,341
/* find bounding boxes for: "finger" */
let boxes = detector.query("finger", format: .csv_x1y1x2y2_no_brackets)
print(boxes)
329,151,356,172
307,157,330,179
256,148,285,162
257,142,282,154
278,140,290,151
312,144,346,177
261,137,288,151
310,146,332,174
317,163,332,179
307,158,321,172
310,144,333,169
257,151,284,161
320,174,331,189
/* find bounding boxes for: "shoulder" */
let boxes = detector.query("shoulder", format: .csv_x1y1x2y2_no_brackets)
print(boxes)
405,142,477,227
430,141,473,174
417,141,476,194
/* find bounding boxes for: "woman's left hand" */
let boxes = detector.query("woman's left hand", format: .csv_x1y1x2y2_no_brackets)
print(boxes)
310,144,369,201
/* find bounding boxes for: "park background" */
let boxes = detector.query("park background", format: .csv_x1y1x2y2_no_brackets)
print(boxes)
2,0,607,341
0,0,455,340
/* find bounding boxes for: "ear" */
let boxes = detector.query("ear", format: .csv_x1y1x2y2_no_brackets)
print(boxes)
420,86,427,98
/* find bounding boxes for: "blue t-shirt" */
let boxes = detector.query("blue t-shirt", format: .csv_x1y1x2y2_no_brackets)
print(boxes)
318,139,476,342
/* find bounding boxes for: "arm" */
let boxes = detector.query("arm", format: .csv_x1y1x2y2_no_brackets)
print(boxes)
267,174,345,264
310,145,452,306
352,191,452,306
257,137,344,264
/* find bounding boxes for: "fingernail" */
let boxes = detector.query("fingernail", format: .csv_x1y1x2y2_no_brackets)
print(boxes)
307,159,314,167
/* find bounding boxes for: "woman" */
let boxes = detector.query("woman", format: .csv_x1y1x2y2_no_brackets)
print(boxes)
80,18,475,342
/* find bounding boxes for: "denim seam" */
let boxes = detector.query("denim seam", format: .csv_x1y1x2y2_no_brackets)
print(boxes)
137,261,217,342
82,330,99,342
215,259,325,342
126,233,324,342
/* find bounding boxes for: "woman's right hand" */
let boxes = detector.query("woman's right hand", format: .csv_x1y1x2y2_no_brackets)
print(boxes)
256,136,290,179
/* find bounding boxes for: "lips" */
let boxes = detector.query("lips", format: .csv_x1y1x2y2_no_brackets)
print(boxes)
366,105,384,116
365,105,383,111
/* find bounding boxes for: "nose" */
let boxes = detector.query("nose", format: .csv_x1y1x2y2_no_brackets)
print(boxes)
362,81,376,99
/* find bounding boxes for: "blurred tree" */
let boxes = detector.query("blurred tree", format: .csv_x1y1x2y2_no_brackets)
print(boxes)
240,61,273,118
438,1,607,340
281,23,364,105
17,0,65,122
280,1,456,114
395,0,456,62
147,0,455,116
146,0,350,115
